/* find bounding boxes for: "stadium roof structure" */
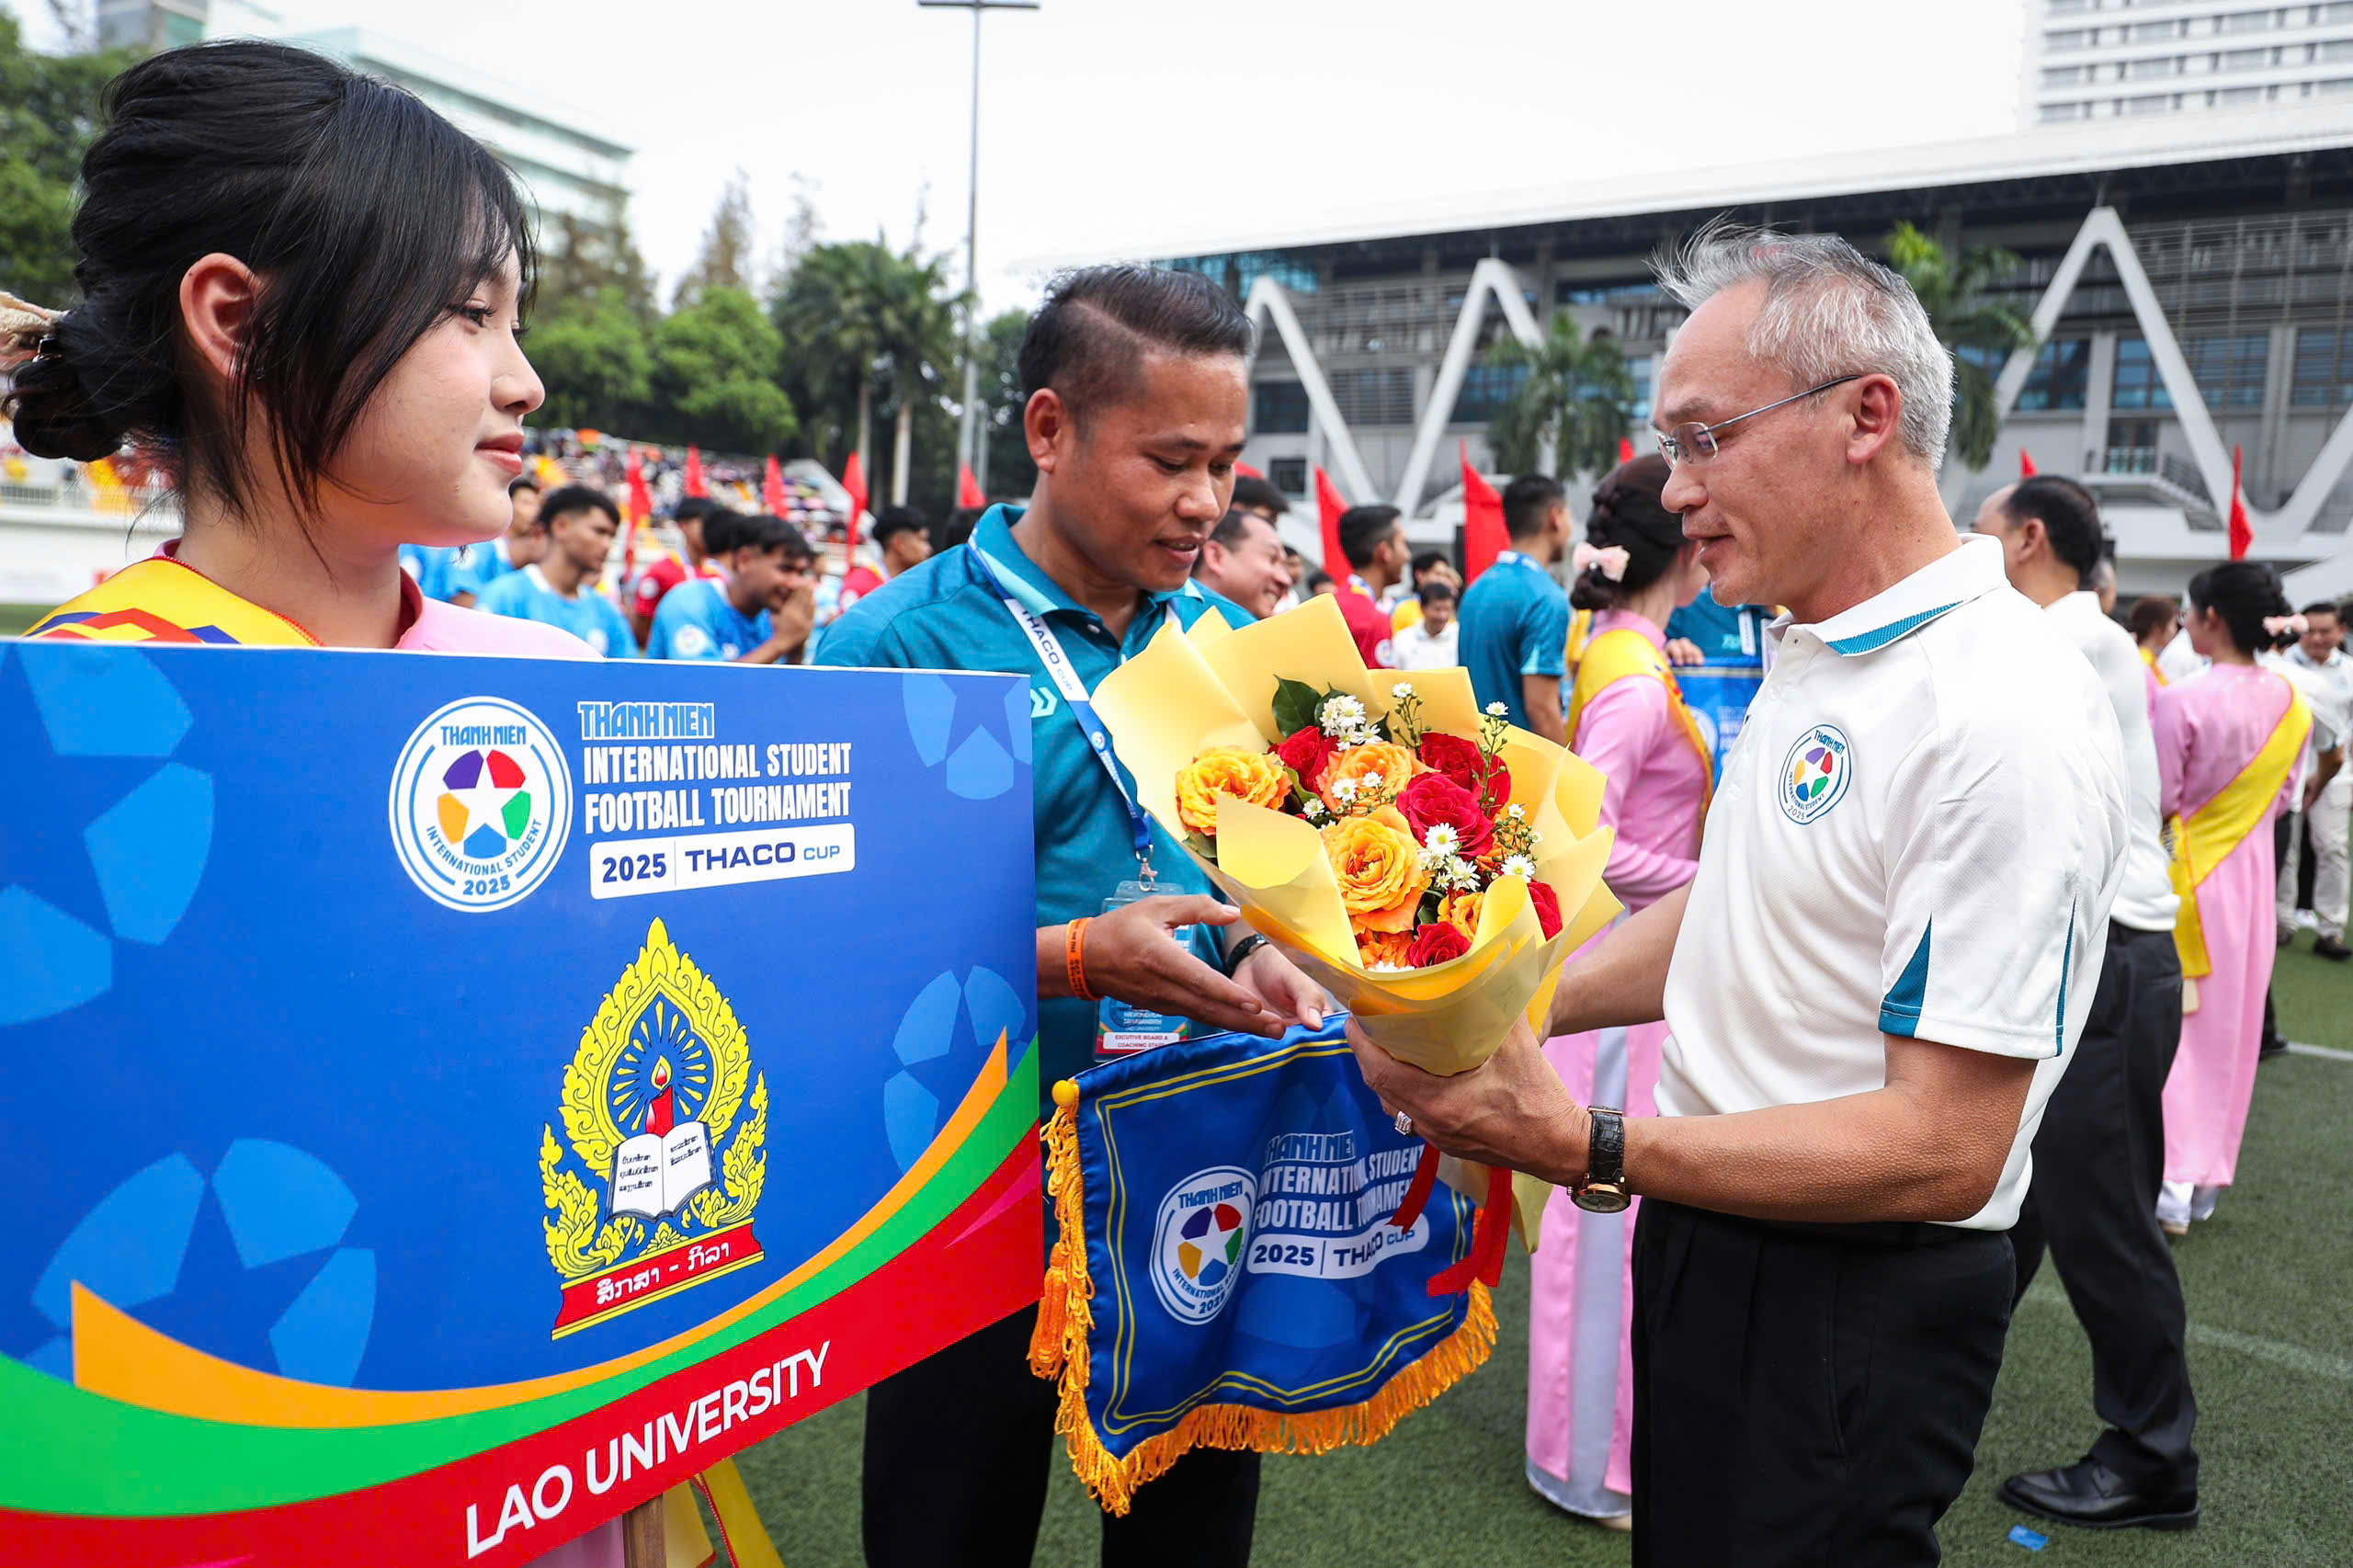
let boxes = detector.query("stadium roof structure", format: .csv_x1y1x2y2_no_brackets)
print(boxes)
1021,101,2353,270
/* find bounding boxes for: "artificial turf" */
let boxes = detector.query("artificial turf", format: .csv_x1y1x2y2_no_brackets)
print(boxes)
733,934,2353,1566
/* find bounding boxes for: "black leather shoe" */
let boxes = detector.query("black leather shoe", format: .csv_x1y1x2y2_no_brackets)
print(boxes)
2000,1458,2199,1531
2315,935,2351,961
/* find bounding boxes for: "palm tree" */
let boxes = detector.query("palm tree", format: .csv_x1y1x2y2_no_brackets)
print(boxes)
1883,222,2035,475
770,240,960,504
1483,318,1636,482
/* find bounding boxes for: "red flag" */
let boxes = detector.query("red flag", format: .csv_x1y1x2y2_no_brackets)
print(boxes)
761,454,786,517
1314,467,1349,578
1461,440,1506,584
1234,461,1265,480
957,463,985,509
2227,444,2251,561
842,450,870,542
2019,449,2038,477
622,446,650,579
1618,436,1636,466
682,446,707,498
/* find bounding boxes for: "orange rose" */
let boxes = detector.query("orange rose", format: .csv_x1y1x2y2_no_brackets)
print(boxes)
1316,742,1423,813
1176,745,1290,835
1356,928,1414,968
1438,888,1484,940
1321,814,1430,934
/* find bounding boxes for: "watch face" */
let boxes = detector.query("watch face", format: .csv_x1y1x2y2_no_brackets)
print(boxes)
1572,1185,1631,1214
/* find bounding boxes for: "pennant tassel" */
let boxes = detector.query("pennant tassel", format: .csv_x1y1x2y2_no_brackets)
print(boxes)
1030,1080,1498,1517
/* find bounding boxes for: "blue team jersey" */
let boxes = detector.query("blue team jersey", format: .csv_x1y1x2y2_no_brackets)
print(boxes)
816,505,1251,1105
450,537,523,601
397,544,471,602
1457,550,1568,730
1665,589,1774,665
646,578,771,661
474,566,638,657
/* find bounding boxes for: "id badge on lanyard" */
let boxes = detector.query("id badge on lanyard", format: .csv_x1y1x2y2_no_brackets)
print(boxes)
966,545,1199,1058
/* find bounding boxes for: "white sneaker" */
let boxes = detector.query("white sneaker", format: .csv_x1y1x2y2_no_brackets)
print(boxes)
2157,1180,2194,1231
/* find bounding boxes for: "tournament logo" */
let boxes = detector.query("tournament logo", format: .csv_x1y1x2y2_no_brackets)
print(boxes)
1149,1165,1256,1325
1779,723,1854,824
388,697,573,913
539,918,767,1337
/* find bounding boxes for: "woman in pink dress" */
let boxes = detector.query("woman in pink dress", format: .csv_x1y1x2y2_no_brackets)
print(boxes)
1526,455,1713,1529
6,40,617,1568
2152,562,2311,1234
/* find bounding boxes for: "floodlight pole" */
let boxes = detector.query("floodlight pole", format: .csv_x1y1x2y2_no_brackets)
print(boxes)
921,0,1040,491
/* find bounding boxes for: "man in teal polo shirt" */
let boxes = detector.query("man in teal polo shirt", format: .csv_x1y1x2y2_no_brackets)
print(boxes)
1458,472,1572,741
820,264,1324,1568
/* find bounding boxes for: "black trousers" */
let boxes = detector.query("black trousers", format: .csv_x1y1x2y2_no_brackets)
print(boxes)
861,1306,1260,1568
2262,812,2294,1051
2010,924,2198,1491
1631,1200,2012,1568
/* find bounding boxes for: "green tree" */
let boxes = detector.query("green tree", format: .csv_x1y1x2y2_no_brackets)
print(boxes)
977,307,1037,502
645,286,797,454
535,207,656,324
1883,221,2033,473
770,238,958,502
1483,317,1635,480
0,17,134,306
671,173,756,312
528,287,653,433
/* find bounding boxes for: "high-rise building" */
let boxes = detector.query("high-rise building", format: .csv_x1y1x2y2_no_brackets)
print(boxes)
2024,0,2353,128
95,0,209,51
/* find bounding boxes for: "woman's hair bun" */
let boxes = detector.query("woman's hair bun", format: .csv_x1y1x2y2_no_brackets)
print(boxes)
6,307,140,461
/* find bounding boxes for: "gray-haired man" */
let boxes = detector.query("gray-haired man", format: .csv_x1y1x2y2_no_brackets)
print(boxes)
1351,224,2128,1566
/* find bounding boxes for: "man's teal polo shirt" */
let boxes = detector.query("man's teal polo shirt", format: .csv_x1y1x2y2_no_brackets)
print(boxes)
815,505,1250,1104
1457,549,1568,730
1666,588,1775,665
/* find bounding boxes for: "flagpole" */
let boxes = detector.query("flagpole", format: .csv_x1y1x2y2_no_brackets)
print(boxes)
920,0,1040,484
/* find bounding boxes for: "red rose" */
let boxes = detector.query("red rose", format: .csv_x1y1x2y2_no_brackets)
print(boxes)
1416,733,1511,813
1396,773,1495,858
1271,725,1338,790
1405,922,1471,968
1527,879,1563,939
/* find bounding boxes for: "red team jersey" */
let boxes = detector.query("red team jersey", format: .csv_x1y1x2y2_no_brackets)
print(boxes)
836,563,886,615
1336,576,1396,669
631,555,722,621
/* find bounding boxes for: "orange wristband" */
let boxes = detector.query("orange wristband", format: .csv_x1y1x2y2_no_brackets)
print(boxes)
1066,917,1097,1002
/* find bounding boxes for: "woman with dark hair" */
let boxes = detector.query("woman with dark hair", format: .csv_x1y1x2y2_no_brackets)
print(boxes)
2153,562,2313,1233
2129,595,2180,687
2,40,625,1568
1526,454,1712,1532
6,41,586,662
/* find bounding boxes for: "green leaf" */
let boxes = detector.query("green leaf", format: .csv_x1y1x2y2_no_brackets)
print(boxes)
1184,831,1220,864
1271,676,1325,739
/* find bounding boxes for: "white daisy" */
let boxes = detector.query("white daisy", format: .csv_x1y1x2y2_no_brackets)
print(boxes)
1331,778,1358,803
1484,701,1507,717
1500,853,1537,881
1421,824,1461,858
1505,803,1528,821
1320,695,1370,737
1304,799,1327,821
1391,682,1415,700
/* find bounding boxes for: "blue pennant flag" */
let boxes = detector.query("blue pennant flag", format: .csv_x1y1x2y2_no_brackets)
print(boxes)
1029,1016,1495,1514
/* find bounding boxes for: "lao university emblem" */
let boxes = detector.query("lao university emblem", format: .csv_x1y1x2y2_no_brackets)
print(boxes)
540,918,768,1336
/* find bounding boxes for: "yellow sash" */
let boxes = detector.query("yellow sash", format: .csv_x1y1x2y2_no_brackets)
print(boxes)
2168,678,2309,978
28,556,320,646
2141,645,2168,687
1564,607,1595,672
1565,627,1715,830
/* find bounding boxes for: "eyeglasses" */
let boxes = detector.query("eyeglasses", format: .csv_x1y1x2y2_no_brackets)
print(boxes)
1653,375,1864,468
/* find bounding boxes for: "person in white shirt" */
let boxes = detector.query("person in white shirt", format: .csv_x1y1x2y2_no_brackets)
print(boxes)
1349,223,2127,1566
1971,476,2200,1530
1390,576,1460,669
2277,601,2353,960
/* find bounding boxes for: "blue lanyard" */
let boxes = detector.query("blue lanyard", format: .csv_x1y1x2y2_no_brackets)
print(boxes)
967,543,1160,883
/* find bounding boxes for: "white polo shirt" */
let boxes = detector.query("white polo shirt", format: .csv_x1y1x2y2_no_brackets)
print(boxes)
1657,536,2128,1231
2046,591,2177,934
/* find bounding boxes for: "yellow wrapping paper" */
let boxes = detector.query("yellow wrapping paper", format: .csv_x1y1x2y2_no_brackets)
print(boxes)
1091,595,1626,1247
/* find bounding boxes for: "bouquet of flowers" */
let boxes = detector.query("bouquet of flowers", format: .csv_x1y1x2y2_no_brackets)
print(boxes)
1090,595,1624,1259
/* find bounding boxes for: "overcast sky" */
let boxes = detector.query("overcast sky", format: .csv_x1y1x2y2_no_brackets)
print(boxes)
25,0,2029,312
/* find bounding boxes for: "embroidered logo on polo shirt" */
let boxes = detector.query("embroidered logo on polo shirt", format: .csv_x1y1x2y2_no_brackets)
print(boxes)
1779,723,1853,824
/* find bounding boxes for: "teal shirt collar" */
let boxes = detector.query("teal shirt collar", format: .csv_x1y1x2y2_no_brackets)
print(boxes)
970,504,1203,643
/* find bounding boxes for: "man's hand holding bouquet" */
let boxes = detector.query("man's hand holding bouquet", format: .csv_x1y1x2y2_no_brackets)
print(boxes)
1090,595,1622,1285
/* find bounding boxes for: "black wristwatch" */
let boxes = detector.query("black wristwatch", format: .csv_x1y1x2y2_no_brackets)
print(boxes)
1223,933,1273,976
1573,1107,1630,1213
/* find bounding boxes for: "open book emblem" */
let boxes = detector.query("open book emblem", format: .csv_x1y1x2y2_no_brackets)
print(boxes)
538,917,768,1337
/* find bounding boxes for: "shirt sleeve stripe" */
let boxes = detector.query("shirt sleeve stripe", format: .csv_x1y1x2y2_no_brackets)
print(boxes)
1880,922,1932,1037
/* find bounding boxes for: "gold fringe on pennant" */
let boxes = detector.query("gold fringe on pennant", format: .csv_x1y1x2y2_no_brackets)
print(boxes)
1028,1078,1500,1517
